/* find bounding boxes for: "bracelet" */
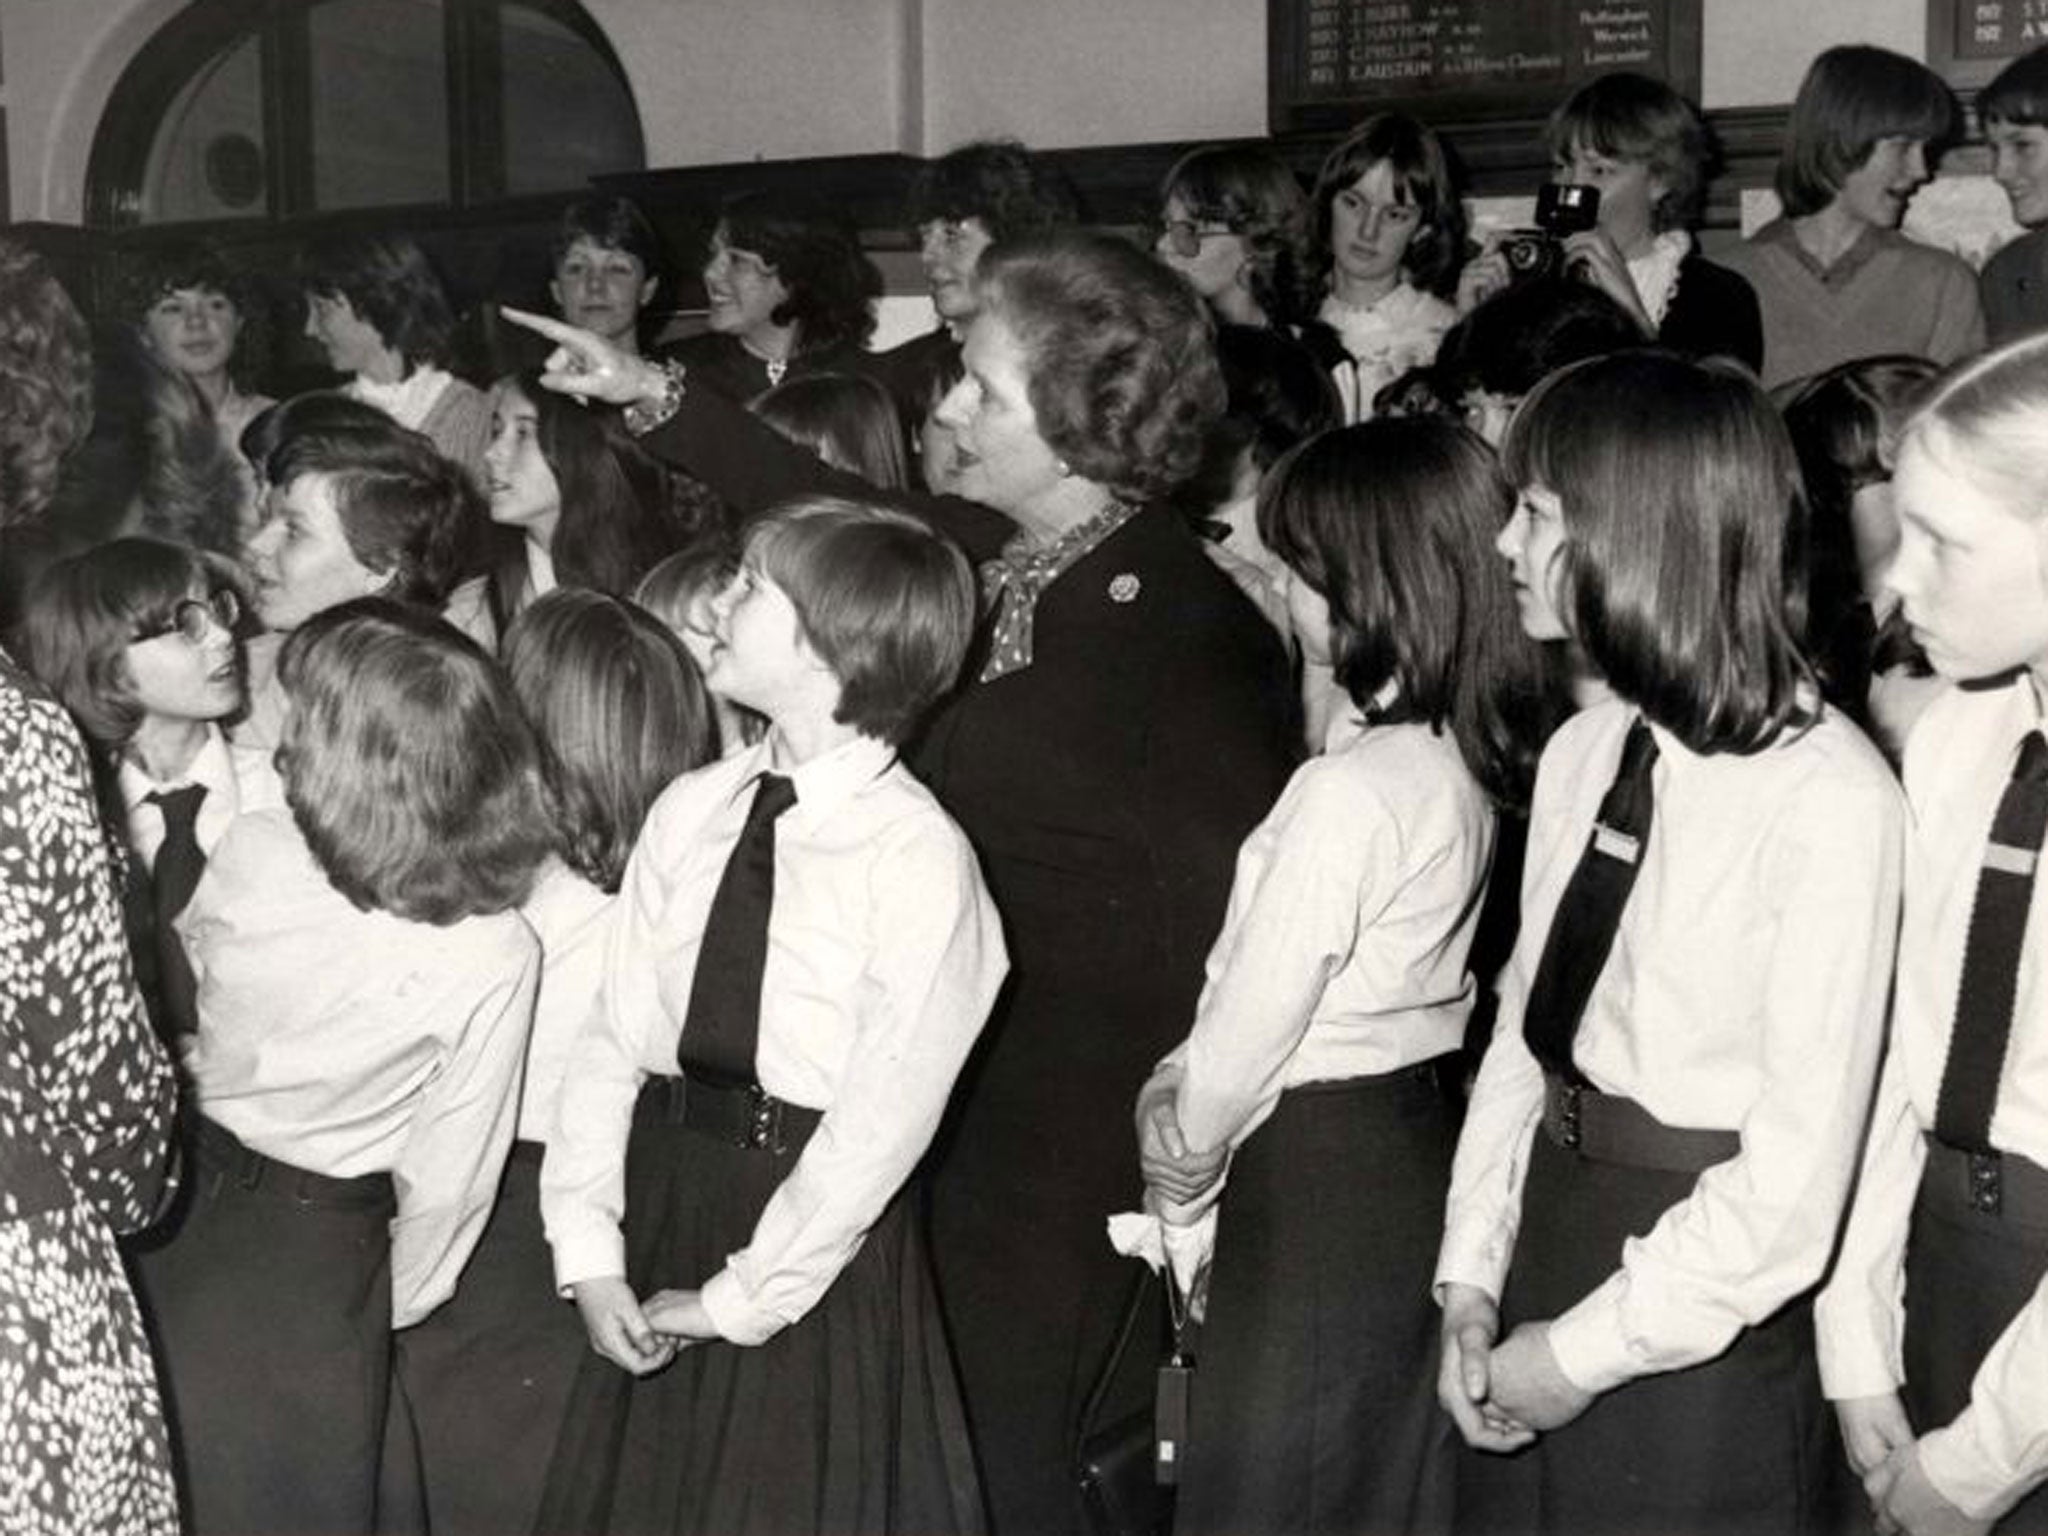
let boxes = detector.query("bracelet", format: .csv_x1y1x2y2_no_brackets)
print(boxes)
622,359,686,437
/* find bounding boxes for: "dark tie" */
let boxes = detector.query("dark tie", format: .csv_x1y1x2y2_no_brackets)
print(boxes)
676,773,799,1086
147,784,208,1036
1523,718,1660,1082
1933,730,2048,1153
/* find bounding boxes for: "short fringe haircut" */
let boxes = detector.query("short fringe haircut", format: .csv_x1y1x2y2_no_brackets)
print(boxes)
275,597,551,923
1502,350,1816,753
1775,46,1956,218
1981,45,2048,127
908,139,1080,241
1546,72,1713,232
740,496,975,745
20,536,226,750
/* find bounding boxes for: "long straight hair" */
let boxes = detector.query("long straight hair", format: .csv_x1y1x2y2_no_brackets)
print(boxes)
1258,418,1561,807
1503,350,1815,753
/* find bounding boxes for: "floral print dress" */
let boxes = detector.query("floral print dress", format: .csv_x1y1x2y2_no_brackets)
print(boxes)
0,655,179,1536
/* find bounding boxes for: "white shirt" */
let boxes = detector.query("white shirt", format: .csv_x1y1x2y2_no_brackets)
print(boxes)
178,808,540,1328
540,734,1008,1346
1317,282,1455,421
1151,721,1491,1174
347,366,454,433
1816,676,2048,1520
118,724,283,870
1436,699,1903,1395
517,860,614,1145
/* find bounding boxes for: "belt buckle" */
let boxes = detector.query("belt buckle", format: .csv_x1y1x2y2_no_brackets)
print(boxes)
1558,1082,1584,1151
742,1084,783,1154
1969,1150,2003,1216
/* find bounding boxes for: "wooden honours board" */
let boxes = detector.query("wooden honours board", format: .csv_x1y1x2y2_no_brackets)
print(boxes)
1269,0,1703,134
1928,0,2048,92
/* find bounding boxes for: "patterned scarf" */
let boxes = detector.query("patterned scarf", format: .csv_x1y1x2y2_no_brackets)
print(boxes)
978,500,1139,682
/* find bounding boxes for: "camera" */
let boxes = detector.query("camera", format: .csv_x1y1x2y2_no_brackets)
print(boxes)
1496,183,1602,282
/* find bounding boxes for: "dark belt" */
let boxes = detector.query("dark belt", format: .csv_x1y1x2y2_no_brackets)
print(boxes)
635,1074,822,1157
1925,1137,2048,1225
1543,1073,1741,1174
192,1116,395,1210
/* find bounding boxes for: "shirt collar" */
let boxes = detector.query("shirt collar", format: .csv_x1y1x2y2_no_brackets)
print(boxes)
732,731,895,826
120,724,234,814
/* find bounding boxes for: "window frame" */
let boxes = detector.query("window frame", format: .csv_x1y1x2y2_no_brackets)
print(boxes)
86,0,642,228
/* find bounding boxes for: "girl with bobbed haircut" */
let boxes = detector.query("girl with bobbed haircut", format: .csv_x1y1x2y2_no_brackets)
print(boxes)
1722,45,1981,385
20,536,240,756
1139,416,1560,1535
1776,45,1956,218
974,228,1226,504
1501,351,1815,754
276,597,550,924
300,233,458,374
752,371,911,490
1438,349,1903,1535
1547,72,1710,234
1155,143,1321,330
503,588,715,893
740,494,976,746
1260,419,1559,806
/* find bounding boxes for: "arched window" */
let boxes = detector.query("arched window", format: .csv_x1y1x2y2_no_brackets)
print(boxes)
88,0,643,227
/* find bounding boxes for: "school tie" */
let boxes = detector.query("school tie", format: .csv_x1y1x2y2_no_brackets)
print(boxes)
1932,730,2048,1153
1522,718,1659,1081
147,784,208,1036
676,772,798,1087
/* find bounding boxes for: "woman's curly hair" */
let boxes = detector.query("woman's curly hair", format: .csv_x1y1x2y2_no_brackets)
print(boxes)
0,240,93,526
975,230,1226,505
718,192,882,355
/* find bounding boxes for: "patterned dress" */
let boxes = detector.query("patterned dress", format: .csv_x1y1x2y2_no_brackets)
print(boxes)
0,654,180,1536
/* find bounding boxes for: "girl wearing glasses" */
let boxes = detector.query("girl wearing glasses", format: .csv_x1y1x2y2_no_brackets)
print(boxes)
20,537,281,1039
1305,113,1465,420
1154,144,1321,333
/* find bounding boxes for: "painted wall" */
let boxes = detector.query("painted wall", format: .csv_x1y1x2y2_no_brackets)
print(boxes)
0,0,1939,224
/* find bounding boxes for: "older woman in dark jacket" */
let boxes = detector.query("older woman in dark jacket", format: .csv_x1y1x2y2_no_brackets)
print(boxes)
509,228,1296,1535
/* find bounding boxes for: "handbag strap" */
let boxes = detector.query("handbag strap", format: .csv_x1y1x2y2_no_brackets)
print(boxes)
1072,1262,1156,1465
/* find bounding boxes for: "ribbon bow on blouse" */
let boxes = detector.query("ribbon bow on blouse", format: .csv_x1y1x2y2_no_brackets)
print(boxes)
978,499,1139,683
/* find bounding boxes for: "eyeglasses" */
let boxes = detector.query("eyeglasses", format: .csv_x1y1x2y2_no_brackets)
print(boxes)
1156,218,1236,259
136,589,240,645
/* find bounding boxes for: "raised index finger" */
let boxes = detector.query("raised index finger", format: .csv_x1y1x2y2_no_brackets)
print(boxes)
500,305,579,344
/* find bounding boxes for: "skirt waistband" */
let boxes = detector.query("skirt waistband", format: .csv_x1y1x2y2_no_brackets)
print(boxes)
634,1074,822,1158
192,1116,395,1210
1543,1073,1740,1175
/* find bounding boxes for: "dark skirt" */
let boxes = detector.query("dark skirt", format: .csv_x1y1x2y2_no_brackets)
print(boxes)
131,1117,395,1536
1176,1063,1458,1536
1455,1130,1833,1536
389,1142,586,1536
1902,1146,2048,1535
534,1086,985,1536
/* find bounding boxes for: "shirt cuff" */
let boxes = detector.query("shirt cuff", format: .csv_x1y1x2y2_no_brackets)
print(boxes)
700,1265,781,1348
1545,1271,1642,1397
550,1222,627,1296
1919,1413,2040,1523
1814,1297,1905,1402
1433,1218,1515,1307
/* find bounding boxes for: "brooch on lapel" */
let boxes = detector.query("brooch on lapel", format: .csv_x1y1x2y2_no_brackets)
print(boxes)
1108,573,1141,604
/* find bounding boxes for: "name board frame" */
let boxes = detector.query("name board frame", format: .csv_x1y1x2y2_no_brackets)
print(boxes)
1268,0,1703,136
1927,0,2048,93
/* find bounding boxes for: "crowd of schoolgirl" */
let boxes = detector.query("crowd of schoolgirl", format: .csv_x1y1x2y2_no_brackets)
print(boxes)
9,25,2048,1536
